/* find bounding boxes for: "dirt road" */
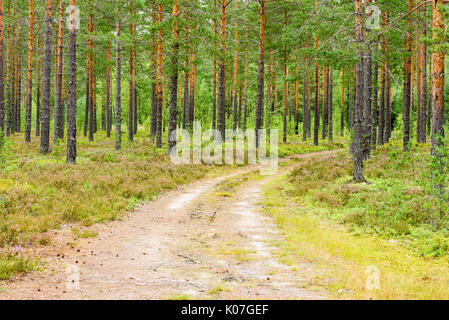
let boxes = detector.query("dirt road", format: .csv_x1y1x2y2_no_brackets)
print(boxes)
0,150,339,299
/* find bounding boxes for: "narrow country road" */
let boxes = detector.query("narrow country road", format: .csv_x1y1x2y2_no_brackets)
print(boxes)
0,150,339,299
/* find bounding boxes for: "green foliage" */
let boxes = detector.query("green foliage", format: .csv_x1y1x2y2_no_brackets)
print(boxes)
288,141,449,257
421,133,449,228
0,254,39,280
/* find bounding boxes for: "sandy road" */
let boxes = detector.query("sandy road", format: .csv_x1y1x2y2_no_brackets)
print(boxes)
0,150,339,299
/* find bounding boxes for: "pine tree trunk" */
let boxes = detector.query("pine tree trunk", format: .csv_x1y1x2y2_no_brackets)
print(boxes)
5,3,10,136
156,3,163,148
115,12,122,150
0,0,5,134
232,2,239,131
40,0,52,154
54,0,64,142
371,44,379,148
255,0,266,147
106,42,112,137
328,68,333,142
403,0,413,151
340,67,345,137
25,0,34,142
36,19,41,136
322,67,328,140
313,64,319,146
362,44,372,160
66,0,77,164
218,0,227,141
431,0,445,157
168,1,179,154
353,0,365,182
150,5,157,138
128,4,134,142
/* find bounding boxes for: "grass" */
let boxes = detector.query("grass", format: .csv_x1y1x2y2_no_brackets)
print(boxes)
262,140,449,299
167,293,192,300
0,129,344,280
0,254,39,280
208,284,230,295
0,131,211,249
71,227,98,239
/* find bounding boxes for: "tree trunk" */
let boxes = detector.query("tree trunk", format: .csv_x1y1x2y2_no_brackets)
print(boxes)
128,4,134,142
218,0,227,141
255,0,266,147
66,0,77,164
25,0,34,142
322,67,328,140
328,68,333,141
403,0,413,151
232,2,239,131
106,42,112,137
431,0,445,156
156,3,163,148
115,11,122,150
353,0,365,182
150,5,157,138
371,43,378,148
5,3,10,136
0,0,6,134
36,18,41,136
243,24,249,132
40,0,52,154
168,1,179,153
54,0,64,142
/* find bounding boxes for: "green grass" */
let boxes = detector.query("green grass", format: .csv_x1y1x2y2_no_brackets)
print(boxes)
0,131,212,248
0,129,344,280
0,254,39,280
167,293,193,300
261,139,449,299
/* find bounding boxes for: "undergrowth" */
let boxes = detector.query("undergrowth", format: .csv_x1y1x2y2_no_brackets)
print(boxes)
288,139,449,258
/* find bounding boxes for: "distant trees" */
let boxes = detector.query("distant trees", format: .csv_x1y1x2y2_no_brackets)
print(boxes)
0,0,442,193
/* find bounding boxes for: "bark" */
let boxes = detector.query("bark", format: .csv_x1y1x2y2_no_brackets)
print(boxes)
218,0,227,141
328,68,333,142
283,10,287,143
371,44,379,148
25,0,34,142
232,2,239,131
84,61,89,137
66,0,77,164
5,3,10,136
313,64,319,146
0,0,5,134
302,66,307,140
403,0,413,151
353,0,365,182
168,1,179,154
340,67,345,137
115,13,122,150
150,5,157,138
128,4,134,143
255,0,266,147
362,45,372,160
40,0,52,154
36,18,41,136
431,0,445,157
106,42,112,137
384,66,391,143
156,4,163,148
54,0,64,142
322,67,328,140
88,15,94,142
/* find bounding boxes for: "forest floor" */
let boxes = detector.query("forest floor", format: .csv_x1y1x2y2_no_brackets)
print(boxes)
2,132,449,299
0,149,340,299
